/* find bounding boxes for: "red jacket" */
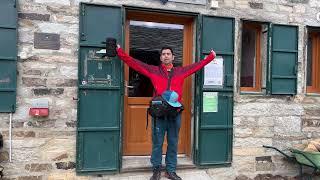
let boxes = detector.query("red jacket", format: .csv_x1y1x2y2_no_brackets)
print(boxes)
117,48,215,102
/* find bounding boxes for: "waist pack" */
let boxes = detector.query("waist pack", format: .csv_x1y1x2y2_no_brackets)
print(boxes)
148,95,183,118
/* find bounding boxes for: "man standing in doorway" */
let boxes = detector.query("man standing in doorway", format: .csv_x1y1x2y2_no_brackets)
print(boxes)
117,45,215,180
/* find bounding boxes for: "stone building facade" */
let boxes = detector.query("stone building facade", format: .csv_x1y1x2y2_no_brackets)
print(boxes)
0,0,319,179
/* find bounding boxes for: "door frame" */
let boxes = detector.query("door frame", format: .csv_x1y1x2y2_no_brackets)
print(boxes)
123,8,195,157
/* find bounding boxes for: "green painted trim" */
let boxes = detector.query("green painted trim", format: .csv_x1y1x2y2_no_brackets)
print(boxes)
271,75,297,79
124,5,200,17
193,14,202,166
199,126,233,130
198,162,232,167
272,49,298,53
0,56,17,60
266,23,271,94
78,127,120,131
118,6,125,172
241,19,270,24
0,88,16,92
78,85,121,90
201,51,234,55
0,25,16,29
239,91,266,96
202,88,233,92
80,2,122,8
79,43,105,48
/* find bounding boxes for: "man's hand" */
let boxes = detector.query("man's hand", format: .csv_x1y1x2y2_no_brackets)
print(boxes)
117,44,121,49
210,49,216,58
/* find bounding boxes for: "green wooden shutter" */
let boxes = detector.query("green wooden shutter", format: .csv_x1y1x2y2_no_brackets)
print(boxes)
76,3,123,174
0,0,17,112
195,15,234,166
270,24,298,95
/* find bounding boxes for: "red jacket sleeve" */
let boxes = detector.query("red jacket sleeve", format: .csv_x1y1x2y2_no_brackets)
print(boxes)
116,48,154,77
179,52,215,78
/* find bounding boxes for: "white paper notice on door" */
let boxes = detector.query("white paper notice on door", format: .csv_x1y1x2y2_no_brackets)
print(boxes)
204,56,224,86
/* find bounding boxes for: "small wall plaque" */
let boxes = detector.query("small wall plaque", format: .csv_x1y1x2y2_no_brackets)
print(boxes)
34,32,60,50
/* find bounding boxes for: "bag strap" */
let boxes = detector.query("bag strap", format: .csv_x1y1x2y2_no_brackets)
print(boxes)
166,69,174,90
155,66,174,95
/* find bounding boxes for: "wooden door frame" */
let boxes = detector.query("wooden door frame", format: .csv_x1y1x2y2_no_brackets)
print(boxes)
123,10,194,156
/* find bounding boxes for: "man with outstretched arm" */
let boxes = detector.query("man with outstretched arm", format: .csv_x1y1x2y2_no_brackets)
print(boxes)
117,45,216,180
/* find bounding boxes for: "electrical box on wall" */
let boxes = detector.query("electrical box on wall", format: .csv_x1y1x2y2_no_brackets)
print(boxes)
29,98,49,117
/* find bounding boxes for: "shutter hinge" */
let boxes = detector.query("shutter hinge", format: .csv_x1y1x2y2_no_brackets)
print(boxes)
81,5,85,16
80,33,86,41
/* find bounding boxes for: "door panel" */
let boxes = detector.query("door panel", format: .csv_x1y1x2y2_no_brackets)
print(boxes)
77,3,123,174
196,15,234,166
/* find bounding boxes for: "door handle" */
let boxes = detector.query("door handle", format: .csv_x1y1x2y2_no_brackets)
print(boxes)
124,81,134,96
125,85,134,89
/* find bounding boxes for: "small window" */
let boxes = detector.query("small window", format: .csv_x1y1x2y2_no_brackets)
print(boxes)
307,30,320,94
240,22,268,92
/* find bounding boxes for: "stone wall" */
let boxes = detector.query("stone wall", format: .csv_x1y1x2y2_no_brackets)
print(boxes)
0,0,319,179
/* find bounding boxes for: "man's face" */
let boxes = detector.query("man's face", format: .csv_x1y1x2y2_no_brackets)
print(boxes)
160,49,174,65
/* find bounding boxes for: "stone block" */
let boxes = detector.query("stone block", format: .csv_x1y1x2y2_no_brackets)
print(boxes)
278,5,293,13
255,161,274,171
23,69,42,76
302,118,320,127
59,65,77,78
55,161,76,170
13,131,36,138
293,4,306,13
274,116,302,136
233,156,256,172
52,153,68,161
257,117,275,127
17,176,42,180
236,175,252,180
256,156,272,162
52,15,78,24
207,167,236,180
37,22,69,34
253,127,274,138
235,127,253,137
32,88,64,96
47,172,89,180
24,120,56,128
0,151,9,162
233,147,265,156
234,137,272,147
18,13,50,21
22,77,47,87
249,2,263,9
39,139,75,161
25,163,53,172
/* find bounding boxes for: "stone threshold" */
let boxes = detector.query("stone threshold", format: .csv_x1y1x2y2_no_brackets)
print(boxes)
121,154,196,173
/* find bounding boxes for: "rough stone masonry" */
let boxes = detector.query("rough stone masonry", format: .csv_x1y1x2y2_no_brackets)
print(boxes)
0,0,319,179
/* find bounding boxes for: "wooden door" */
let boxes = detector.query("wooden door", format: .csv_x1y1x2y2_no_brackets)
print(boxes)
123,10,194,156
